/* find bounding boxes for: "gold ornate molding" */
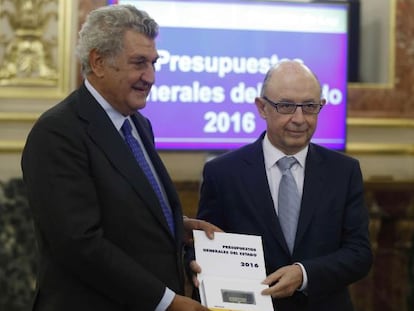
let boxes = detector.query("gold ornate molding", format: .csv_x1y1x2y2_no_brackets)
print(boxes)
347,116,414,155
0,115,413,154
2,141,410,155
0,140,25,152
348,118,414,128
347,143,414,155
0,112,39,122
0,0,74,98
0,112,412,127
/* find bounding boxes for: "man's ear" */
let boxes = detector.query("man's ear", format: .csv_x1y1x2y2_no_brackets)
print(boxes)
255,97,267,119
89,49,105,78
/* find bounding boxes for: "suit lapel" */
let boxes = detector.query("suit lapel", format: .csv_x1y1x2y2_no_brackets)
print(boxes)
241,135,291,254
294,144,325,250
75,85,177,240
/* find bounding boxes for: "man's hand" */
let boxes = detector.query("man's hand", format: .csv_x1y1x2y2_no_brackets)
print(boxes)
261,264,303,298
183,217,222,245
188,260,202,288
167,294,210,311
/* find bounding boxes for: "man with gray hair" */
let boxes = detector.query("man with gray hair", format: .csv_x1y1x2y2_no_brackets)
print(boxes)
22,5,217,311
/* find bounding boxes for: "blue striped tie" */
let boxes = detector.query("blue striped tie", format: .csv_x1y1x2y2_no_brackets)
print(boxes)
121,119,175,236
277,156,300,254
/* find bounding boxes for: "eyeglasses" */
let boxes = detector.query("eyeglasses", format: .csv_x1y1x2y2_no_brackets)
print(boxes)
262,96,323,115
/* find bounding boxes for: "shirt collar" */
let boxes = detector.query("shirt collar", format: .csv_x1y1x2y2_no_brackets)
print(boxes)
262,132,308,169
84,78,126,131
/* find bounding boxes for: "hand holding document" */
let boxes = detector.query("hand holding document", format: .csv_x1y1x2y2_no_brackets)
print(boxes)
193,230,274,311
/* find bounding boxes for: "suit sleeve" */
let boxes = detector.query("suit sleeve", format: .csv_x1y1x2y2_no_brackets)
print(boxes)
302,159,373,301
21,116,167,309
197,161,227,229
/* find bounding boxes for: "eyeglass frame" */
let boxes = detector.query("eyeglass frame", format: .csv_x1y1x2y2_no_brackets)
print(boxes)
262,95,324,115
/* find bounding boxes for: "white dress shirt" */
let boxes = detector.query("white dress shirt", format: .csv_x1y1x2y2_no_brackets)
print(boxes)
262,133,309,291
84,79,175,310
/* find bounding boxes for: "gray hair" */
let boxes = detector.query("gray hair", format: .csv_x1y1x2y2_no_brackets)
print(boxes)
76,4,159,77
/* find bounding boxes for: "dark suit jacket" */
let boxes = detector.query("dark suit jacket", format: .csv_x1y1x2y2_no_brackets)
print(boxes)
197,132,372,311
21,83,185,311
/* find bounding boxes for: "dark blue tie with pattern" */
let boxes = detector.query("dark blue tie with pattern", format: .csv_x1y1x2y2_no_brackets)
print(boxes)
121,119,175,236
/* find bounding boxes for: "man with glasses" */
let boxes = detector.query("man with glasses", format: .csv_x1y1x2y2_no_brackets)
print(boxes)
194,60,372,311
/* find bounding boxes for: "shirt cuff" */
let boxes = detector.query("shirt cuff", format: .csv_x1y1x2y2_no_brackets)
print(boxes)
294,262,308,292
155,287,175,311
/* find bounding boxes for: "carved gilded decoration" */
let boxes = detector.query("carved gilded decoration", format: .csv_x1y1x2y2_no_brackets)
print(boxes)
0,0,73,98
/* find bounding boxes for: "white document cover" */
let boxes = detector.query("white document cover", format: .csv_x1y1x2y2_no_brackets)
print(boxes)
193,230,274,311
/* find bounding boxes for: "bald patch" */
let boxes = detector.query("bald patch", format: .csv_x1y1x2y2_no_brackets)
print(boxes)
262,60,321,96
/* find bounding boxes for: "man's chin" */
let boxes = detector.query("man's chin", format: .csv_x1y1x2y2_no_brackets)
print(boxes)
286,137,309,149
130,99,147,111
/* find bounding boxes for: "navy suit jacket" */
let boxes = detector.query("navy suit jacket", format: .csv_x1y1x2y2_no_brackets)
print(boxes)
197,133,372,311
21,83,185,311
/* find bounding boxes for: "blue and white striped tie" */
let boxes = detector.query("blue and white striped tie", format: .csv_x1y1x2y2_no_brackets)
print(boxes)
277,156,300,254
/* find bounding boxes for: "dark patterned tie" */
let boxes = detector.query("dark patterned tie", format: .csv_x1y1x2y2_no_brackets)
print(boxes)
277,156,300,254
121,119,175,236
